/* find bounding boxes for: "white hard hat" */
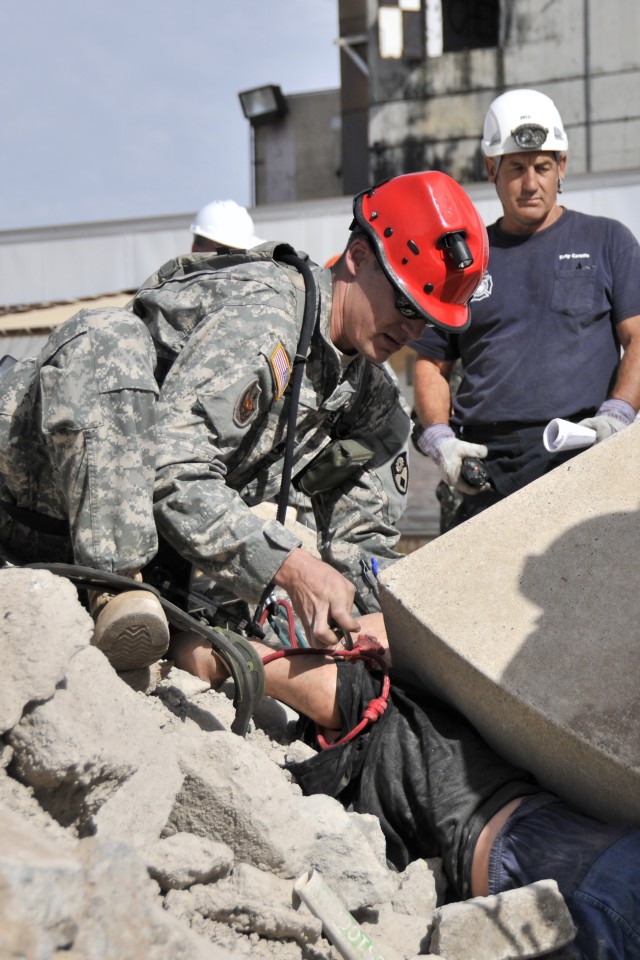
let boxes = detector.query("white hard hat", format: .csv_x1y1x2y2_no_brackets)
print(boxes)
190,199,264,248
481,89,568,158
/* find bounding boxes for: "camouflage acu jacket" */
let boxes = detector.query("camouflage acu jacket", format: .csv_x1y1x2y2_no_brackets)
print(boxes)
132,242,411,609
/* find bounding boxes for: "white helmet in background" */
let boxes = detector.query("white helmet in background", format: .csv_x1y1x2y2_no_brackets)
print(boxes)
190,199,264,248
481,89,569,158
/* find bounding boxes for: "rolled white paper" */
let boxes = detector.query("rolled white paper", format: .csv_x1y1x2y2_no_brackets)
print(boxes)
543,418,597,453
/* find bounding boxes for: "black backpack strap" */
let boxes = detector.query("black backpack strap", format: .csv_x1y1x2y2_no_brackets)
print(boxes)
273,251,320,524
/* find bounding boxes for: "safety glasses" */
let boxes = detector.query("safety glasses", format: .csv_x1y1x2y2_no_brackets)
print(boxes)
394,291,434,327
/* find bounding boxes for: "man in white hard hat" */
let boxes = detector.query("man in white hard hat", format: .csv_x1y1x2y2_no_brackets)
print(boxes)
410,88,640,530
190,199,264,254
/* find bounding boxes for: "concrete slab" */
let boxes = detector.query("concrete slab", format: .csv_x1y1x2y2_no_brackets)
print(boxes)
381,422,640,825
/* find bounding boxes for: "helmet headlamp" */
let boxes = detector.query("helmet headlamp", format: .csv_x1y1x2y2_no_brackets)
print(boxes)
511,123,549,150
482,90,569,158
438,231,474,270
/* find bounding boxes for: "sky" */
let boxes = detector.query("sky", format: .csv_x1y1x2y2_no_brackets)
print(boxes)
0,1,340,230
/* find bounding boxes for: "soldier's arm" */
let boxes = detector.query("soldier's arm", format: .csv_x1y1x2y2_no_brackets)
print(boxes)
153,302,303,605
153,295,365,647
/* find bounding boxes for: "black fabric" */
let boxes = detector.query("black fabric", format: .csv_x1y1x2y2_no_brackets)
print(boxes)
457,415,596,498
0,499,69,536
0,503,74,567
287,660,539,899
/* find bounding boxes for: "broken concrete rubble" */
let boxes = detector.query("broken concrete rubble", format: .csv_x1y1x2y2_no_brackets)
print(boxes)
146,831,234,891
0,567,90,733
8,642,184,843
0,567,579,958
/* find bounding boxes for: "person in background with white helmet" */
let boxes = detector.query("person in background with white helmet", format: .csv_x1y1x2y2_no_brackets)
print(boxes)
190,199,264,253
410,88,640,530
0,172,487,669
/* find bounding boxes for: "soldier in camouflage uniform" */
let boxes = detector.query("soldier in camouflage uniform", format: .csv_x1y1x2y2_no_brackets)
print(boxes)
0,172,488,671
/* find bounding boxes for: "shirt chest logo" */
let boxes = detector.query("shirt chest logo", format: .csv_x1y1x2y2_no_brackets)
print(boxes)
471,273,493,302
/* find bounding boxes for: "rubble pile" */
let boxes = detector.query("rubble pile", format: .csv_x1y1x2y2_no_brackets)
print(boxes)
1,568,578,959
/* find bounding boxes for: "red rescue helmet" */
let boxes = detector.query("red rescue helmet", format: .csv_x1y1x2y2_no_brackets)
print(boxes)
352,171,489,332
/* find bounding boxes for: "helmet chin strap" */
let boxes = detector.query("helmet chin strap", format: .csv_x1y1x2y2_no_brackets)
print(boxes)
558,177,564,194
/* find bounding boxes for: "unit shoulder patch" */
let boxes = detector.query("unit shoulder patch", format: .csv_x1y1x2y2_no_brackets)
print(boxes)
233,379,262,428
392,452,409,495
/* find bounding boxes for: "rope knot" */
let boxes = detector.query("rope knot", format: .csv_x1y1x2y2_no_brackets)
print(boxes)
362,697,388,723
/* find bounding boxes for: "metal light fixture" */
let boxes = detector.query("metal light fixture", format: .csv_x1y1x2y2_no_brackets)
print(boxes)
238,84,288,127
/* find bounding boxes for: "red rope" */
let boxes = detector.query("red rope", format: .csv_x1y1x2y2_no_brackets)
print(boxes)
261,636,390,750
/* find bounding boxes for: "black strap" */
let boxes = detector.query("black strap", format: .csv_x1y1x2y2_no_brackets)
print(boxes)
274,252,319,525
0,500,69,536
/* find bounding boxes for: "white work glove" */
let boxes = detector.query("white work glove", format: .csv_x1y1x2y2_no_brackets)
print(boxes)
577,399,636,442
415,423,489,494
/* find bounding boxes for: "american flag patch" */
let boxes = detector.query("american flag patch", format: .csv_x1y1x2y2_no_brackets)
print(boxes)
269,343,291,400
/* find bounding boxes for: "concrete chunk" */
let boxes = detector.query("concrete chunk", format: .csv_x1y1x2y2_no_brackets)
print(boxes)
383,425,640,824
9,645,183,846
0,803,83,952
430,880,576,959
146,832,234,891
74,836,234,960
0,568,91,734
169,733,398,909
175,862,322,947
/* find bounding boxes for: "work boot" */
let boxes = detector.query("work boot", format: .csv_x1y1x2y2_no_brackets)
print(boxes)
90,579,170,672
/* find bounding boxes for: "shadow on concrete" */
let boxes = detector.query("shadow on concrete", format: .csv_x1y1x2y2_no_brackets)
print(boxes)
502,509,640,769
490,509,640,823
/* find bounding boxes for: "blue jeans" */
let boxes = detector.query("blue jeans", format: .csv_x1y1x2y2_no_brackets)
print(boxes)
489,793,640,960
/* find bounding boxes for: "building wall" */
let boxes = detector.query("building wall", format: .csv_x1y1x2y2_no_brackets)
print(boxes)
362,0,640,184
237,1,638,204
338,0,370,194
252,90,342,204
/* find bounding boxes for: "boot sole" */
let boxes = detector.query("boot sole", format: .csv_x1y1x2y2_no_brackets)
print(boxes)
92,592,170,672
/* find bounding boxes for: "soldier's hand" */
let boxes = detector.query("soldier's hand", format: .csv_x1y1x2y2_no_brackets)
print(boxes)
272,549,361,648
415,423,489,494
